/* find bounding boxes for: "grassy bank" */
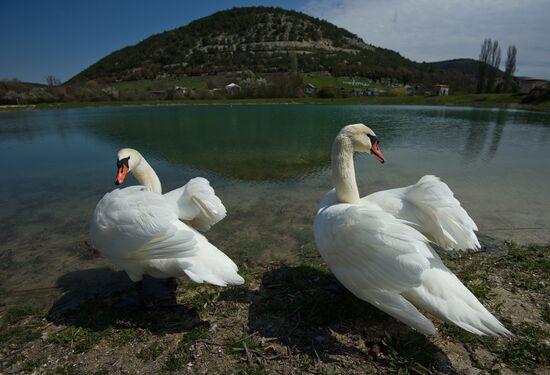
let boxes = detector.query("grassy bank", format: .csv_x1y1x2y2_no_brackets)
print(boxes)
1,93,549,113
1,241,549,374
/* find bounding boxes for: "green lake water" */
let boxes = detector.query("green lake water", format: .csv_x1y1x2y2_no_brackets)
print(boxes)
1,104,550,305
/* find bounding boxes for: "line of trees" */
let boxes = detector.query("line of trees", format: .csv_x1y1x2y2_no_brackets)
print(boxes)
476,38,517,93
503,45,517,92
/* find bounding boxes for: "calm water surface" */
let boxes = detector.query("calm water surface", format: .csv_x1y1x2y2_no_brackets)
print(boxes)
1,104,550,305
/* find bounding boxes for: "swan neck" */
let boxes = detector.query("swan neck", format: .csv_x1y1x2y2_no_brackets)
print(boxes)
132,158,162,193
332,135,360,203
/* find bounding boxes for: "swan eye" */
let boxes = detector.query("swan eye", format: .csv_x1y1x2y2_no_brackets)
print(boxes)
117,156,130,169
367,134,379,145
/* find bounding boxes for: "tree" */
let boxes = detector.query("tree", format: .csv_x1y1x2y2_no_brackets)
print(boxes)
289,52,298,74
45,75,61,87
476,38,492,93
503,45,517,92
486,40,501,93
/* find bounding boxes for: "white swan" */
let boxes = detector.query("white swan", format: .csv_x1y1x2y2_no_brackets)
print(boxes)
314,124,510,336
90,148,244,305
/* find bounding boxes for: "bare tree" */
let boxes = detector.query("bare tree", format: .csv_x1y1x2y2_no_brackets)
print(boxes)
45,75,61,87
486,40,501,93
503,45,517,92
476,38,492,93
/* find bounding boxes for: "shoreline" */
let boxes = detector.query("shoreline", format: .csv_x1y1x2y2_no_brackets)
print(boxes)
1,94,549,113
1,241,549,374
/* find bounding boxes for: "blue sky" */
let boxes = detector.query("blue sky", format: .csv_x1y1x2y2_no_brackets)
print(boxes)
1,0,548,83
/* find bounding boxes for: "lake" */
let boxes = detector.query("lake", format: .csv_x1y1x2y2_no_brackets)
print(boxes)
1,104,550,305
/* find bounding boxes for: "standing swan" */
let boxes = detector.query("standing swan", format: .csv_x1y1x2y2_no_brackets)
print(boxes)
314,124,510,336
90,148,244,306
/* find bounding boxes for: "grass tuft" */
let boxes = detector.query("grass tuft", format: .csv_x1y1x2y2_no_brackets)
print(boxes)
4,305,41,324
0,326,41,347
48,326,112,353
163,324,209,372
381,333,434,375
137,342,164,362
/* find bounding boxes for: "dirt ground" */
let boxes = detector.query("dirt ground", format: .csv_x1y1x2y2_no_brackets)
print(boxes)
1,237,549,375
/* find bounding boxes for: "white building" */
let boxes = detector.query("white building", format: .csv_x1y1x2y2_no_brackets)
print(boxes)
433,84,449,96
225,83,241,94
519,78,548,94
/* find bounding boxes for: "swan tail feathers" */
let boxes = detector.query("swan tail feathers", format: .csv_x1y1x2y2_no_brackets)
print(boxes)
164,177,227,232
355,290,437,335
407,175,480,251
183,242,244,286
403,268,511,337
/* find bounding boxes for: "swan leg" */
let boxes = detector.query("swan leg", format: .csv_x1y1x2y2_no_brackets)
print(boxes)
134,278,181,309
134,280,148,309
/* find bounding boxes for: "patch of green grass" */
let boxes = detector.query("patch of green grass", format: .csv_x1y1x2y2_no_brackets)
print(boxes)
496,336,550,370
236,240,265,258
381,333,434,375
0,326,41,347
111,328,145,347
180,288,219,311
4,305,41,324
112,78,208,94
226,267,253,294
225,365,268,375
259,262,385,325
504,243,550,272
31,92,550,113
55,365,79,375
291,227,312,245
226,333,263,358
445,321,550,371
21,358,42,372
48,326,111,353
515,323,547,339
163,324,209,372
137,342,164,362
238,267,254,285
465,282,491,300
443,324,497,345
495,243,550,291
304,73,386,91
320,366,338,375
542,307,550,324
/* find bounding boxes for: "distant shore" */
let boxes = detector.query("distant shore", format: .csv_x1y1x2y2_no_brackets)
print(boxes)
1,94,549,112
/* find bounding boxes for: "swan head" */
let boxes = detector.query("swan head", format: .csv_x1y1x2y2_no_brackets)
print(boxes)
114,148,142,185
340,124,384,163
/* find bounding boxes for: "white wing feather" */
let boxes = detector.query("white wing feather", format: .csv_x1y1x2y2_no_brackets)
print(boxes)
164,177,227,232
364,175,480,251
314,201,509,336
90,186,197,260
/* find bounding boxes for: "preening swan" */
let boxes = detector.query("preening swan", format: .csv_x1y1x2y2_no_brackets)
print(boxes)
314,124,510,336
90,148,244,306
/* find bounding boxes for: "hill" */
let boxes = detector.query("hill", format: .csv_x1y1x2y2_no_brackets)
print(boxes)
428,59,482,76
71,7,425,84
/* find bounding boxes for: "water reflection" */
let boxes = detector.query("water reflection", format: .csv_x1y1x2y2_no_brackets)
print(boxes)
485,110,508,161
71,104,548,181
84,105,338,180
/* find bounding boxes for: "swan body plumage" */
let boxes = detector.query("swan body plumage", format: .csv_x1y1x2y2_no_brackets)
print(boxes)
314,124,510,336
90,148,243,287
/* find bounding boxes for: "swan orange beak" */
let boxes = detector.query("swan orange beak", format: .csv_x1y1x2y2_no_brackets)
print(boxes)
371,142,385,163
114,164,128,185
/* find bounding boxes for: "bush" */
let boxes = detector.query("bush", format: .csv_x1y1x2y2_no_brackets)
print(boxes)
521,87,550,104
317,86,336,98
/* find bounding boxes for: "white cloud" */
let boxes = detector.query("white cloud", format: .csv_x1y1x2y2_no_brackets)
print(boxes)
303,0,550,78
